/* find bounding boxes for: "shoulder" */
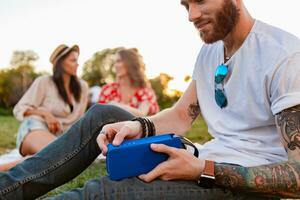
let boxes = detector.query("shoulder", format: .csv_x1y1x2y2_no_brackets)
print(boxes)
102,82,118,91
32,75,53,85
79,79,89,90
249,20,300,56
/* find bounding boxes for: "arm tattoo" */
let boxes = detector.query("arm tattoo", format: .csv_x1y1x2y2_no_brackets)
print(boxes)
188,101,200,122
276,105,300,151
214,105,300,198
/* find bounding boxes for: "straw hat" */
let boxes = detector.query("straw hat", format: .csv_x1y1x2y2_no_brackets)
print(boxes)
50,44,80,66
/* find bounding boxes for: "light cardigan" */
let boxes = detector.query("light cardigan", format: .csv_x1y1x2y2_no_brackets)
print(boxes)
13,75,89,132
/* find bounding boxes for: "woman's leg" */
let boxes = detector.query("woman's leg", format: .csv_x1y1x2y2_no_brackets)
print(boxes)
0,156,28,171
0,104,134,200
0,129,53,171
21,130,56,156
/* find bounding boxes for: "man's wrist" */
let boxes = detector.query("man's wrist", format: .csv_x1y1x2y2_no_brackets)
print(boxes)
197,160,216,188
131,117,156,138
132,121,143,138
194,159,205,181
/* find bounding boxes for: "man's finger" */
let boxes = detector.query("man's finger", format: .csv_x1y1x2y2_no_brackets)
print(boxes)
139,162,166,183
112,125,131,146
150,144,177,156
97,134,109,155
102,123,123,142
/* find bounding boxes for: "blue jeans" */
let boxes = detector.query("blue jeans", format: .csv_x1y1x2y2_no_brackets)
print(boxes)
0,105,277,200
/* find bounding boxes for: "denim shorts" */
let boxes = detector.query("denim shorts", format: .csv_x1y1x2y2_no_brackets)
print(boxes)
16,117,49,155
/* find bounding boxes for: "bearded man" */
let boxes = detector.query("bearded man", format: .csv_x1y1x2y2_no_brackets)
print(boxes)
1,0,300,199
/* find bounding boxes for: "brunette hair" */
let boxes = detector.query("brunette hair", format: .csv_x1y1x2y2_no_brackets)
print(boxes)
116,48,149,87
52,50,81,105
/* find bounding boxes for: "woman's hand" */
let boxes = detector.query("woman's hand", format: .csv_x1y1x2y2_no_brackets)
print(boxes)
97,121,142,155
43,112,62,134
139,144,205,182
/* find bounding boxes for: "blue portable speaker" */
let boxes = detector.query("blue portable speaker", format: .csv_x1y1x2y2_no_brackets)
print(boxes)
106,134,185,181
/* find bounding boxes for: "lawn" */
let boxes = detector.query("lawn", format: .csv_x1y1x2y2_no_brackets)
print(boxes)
0,115,212,197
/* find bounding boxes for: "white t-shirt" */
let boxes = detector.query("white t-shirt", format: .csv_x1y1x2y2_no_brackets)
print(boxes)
193,20,300,167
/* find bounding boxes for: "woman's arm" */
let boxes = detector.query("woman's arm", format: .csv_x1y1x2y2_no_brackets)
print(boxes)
13,76,46,121
24,109,49,119
24,109,62,134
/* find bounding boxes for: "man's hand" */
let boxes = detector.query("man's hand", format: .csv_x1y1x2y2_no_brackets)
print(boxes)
97,121,142,155
43,112,62,134
139,144,205,182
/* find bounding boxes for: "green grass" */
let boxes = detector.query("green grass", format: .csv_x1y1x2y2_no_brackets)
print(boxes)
42,161,107,197
0,116,18,154
0,115,211,197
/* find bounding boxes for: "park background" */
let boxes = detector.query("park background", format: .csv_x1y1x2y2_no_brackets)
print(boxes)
0,0,300,197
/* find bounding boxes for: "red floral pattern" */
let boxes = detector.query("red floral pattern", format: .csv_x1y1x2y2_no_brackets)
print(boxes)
98,82,159,115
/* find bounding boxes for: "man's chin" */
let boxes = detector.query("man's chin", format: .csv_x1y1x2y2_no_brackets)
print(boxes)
200,34,219,44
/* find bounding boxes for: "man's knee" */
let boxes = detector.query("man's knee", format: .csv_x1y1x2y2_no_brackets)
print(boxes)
86,104,134,123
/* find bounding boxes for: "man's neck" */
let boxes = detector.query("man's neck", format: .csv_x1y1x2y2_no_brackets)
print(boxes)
223,6,254,59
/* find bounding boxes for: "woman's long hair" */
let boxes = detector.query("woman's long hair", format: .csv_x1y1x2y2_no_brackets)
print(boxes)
116,48,149,88
52,50,82,105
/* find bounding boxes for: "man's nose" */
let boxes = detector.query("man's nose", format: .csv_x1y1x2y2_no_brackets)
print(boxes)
188,5,202,22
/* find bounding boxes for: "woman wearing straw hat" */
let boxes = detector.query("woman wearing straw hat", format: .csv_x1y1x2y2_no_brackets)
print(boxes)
0,44,89,171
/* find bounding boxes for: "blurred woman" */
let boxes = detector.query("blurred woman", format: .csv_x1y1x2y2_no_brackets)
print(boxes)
98,48,159,116
0,44,89,171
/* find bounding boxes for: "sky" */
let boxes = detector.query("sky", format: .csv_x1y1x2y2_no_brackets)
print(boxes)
0,0,300,91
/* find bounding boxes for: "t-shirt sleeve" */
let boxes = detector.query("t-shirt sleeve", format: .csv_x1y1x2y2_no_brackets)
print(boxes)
270,52,300,115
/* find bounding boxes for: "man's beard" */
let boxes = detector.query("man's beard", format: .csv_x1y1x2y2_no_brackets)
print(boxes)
200,0,240,44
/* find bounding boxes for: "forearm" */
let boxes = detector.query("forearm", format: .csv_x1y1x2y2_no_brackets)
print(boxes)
144,81,200,136
214,160,300,198
149,107,192,136
24,108,49,119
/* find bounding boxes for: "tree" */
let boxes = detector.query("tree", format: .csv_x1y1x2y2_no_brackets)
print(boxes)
184,75,192,83
0,50,42,108
81,47,124,86
150,73,182,109
10,50,39,68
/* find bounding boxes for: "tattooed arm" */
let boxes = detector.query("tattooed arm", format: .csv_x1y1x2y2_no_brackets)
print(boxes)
149,81,201,135
214,105,300,198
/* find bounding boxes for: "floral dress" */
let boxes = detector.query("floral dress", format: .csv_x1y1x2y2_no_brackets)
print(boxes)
98,82,159,115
